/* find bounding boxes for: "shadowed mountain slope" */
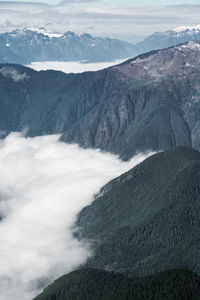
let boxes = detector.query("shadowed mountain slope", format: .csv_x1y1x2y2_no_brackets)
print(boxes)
76,147,200,275
34,268,200,300
1,41,200,158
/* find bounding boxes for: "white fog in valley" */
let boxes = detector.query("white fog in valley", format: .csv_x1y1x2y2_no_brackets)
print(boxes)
26,59,127,74
0,132,154,300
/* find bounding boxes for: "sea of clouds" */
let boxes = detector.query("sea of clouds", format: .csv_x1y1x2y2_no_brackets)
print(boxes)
0,132,154,299
26,59,127,74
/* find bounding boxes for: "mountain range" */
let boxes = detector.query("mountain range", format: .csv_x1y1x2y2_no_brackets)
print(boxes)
1,40,200,159
1,25,200,65
0,35,200,299
137,25,200,54
0,28,137,64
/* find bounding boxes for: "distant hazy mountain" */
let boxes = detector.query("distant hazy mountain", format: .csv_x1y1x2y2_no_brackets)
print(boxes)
34,268,200,300
2,25,200,66
137,25,200,53
1,40,200,158
77,147,200,276
0,28,137,64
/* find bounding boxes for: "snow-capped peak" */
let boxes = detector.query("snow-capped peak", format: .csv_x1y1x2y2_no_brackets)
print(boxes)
25,27,63,38
14,27,63,38
178,40,200,50
173,25,200,33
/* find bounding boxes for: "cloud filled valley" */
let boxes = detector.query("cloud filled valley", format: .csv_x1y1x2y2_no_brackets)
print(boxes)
0,132,153,300
26,59,126,74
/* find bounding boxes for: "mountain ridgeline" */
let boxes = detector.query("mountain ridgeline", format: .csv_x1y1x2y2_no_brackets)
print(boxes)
0,28,137,64
1,30,200,300
137,26,200,54
77,147,200,276
34,268,200,300
2,26,200,65
34,147,200,299
0,41,200,158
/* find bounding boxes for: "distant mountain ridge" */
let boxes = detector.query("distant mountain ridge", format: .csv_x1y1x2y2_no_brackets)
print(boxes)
137,25,200,54
1,25,200,65
0,28,137,64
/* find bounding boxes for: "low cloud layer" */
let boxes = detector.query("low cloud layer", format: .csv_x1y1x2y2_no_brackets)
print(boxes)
27,59,127,73
0,132,154,299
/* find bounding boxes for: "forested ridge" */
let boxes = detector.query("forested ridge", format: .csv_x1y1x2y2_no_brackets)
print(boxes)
34,268,200,300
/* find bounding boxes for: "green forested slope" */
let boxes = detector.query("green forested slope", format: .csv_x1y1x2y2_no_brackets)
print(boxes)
77,147,200,275
34,268,200,300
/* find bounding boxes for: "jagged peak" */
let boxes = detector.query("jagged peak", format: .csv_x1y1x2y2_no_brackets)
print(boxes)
173,24,200,33
8,27,64,38
114,39,200,80
177,39,200,50
4,28,102,41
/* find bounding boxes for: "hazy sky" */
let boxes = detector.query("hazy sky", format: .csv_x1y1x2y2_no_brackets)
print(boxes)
1,0,200,42
3,0,200,4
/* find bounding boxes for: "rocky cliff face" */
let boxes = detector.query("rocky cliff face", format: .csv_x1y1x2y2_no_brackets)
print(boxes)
0,41,200,159
61,41,200,158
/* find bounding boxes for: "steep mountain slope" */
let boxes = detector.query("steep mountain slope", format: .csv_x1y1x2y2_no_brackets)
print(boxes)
76,147,200,275
137,25,200,54
34,268,200,300
0,28,137,64
1,41,200,158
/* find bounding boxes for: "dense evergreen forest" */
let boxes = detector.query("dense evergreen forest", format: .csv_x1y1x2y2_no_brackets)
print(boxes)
34,268,200,300
77,147,200,275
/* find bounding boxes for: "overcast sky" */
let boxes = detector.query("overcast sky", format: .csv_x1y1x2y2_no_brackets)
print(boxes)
1,0,200,42
3,0,200,4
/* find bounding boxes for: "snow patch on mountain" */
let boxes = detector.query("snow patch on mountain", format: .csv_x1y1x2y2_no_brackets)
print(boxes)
0,28,136,64
26,27,63,38
8,27,63,38
173,25,200,33
179,40,200,50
